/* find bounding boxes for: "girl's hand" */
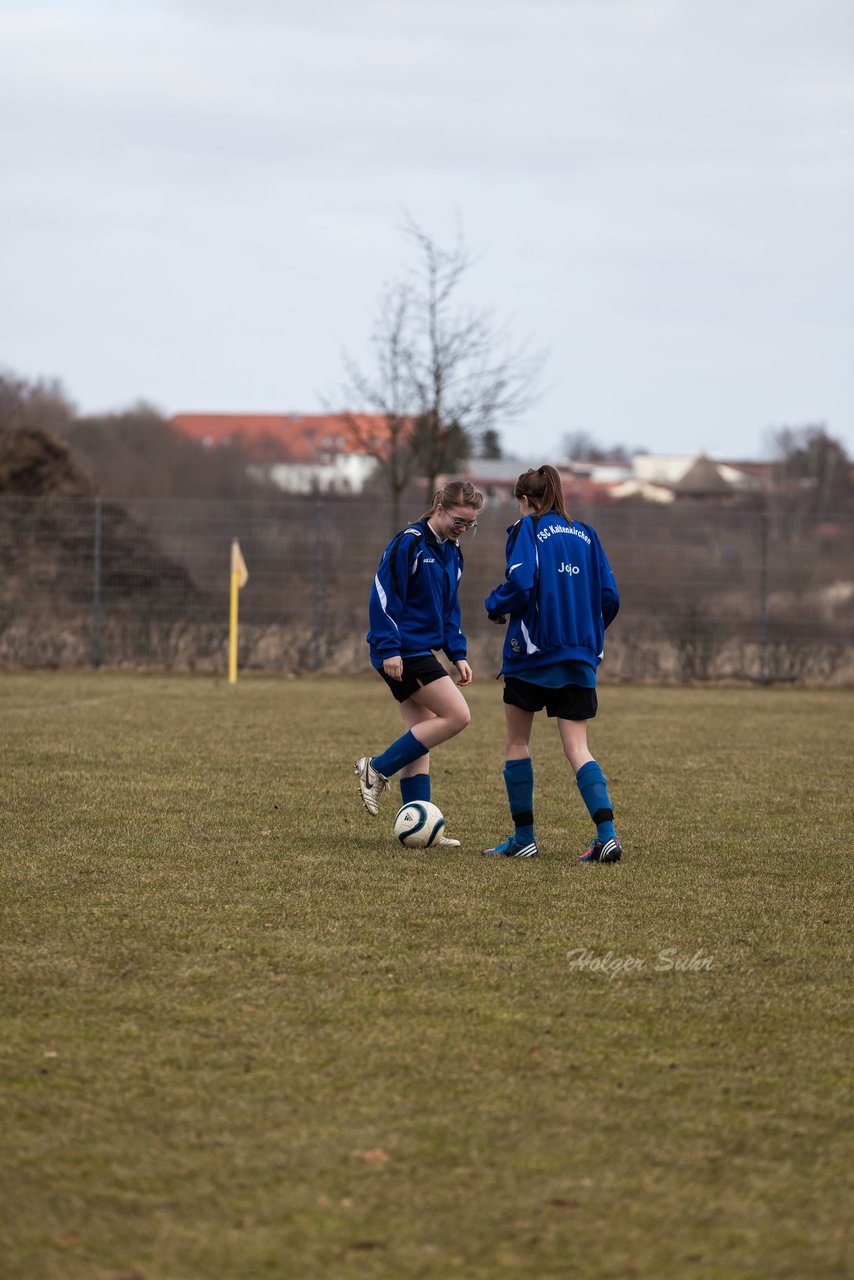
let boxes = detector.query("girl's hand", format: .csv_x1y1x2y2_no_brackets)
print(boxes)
383,655,403,681
455,660,473,685
489,613,507,625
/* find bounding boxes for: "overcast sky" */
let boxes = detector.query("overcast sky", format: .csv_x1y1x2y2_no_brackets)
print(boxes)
2,0,853,460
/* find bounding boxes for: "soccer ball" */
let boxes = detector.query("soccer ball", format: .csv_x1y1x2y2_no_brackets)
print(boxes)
393,801,445,848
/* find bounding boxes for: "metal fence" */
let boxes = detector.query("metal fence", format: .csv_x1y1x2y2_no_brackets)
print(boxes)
1,494,852,683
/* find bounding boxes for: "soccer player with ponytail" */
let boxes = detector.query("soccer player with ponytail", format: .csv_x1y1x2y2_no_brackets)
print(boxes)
355,480,485,842
482,465,622,862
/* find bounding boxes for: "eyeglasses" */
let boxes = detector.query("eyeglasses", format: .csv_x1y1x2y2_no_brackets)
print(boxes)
449,514,478,531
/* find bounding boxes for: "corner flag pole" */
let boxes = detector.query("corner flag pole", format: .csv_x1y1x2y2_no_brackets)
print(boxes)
228,539,249,684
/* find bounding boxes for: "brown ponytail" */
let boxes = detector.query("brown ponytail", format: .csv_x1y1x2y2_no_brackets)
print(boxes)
513,464,570,521
420,479,485,521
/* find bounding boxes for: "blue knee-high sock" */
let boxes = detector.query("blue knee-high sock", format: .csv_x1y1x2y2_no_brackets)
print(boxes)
576,760,616,841
400,773,431,804
372,730,427,779
503,757,534,845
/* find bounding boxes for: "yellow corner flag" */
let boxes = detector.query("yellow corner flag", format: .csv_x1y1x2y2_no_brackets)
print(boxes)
228,539,249,684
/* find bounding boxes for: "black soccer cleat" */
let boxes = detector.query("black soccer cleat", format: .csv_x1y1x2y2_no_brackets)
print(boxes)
578,836,622,864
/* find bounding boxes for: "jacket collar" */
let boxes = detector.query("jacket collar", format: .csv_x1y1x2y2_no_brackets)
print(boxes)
423,517,458,548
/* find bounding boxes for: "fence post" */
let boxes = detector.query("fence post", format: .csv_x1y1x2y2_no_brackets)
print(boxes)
758,508,768,685
313,498,324,669
92,495,102,668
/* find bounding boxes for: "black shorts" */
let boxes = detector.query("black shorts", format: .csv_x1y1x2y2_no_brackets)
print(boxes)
375,653,450,703
503,676,598,720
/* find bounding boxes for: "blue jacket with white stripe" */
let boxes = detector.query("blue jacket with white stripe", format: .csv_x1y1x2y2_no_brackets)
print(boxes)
485,511,619,674
367,519,467,665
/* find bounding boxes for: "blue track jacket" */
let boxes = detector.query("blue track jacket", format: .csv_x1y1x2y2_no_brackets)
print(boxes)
368,519,467,665
485,511,619,674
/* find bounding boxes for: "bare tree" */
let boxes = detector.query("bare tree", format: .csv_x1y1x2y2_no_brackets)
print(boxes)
478,428,504,460
0,370,85,495
561,430,642,465
338,217,545,527
339,287,421,530
0,369,75,437
768,424,852,518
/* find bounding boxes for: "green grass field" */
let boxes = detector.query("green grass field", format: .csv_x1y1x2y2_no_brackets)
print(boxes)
2,672,852,1280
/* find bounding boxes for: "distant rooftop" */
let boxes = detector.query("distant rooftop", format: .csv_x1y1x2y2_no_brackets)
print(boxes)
170,412,397,463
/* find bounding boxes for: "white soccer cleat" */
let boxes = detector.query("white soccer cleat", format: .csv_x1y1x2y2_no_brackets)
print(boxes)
437,833,461,847
355,756,390,816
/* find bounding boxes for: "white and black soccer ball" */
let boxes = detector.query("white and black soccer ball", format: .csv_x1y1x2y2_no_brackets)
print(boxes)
393,801,445,848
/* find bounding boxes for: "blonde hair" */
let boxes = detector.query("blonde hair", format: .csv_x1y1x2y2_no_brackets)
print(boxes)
514,465,570,521
421,479,485,520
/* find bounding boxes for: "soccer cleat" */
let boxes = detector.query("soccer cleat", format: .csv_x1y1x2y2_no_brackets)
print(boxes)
437,833,461,847
481,834,539,858
354,756,390,815
578,836,622,864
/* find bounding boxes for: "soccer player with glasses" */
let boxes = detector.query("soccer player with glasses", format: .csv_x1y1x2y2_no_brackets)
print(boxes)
355,480,484,842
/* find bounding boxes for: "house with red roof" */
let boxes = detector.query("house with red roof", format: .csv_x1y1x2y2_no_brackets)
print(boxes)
170,412,396,493
171,413,778,504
